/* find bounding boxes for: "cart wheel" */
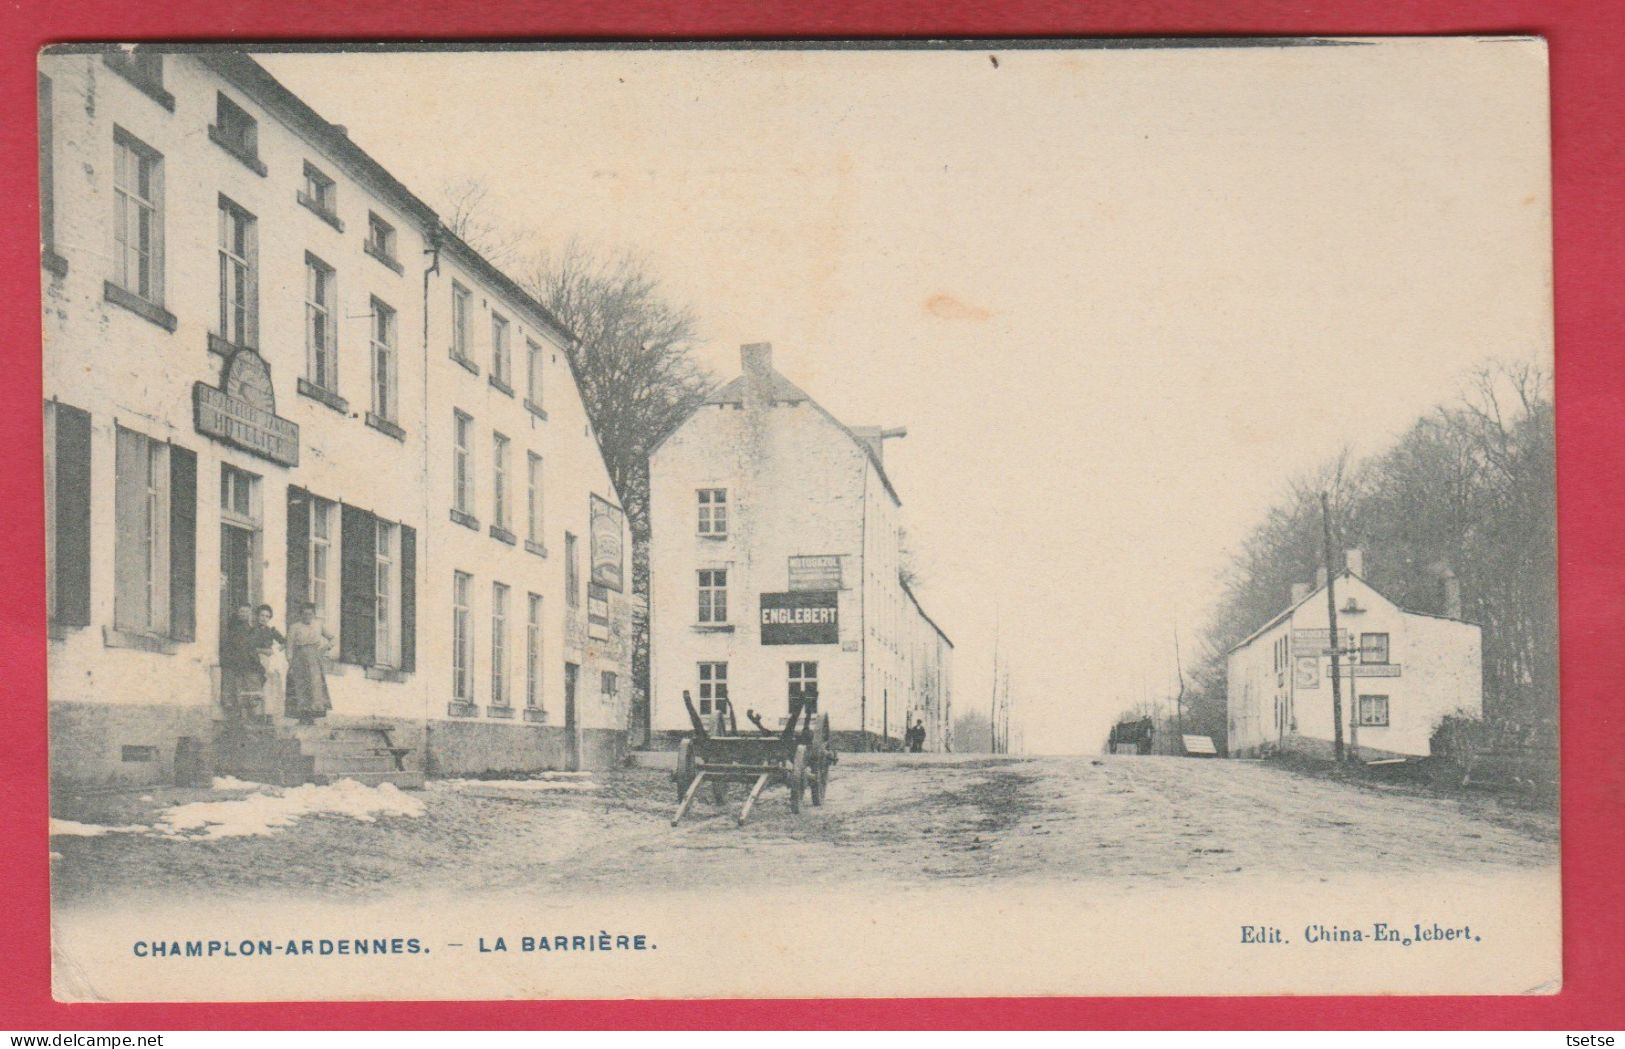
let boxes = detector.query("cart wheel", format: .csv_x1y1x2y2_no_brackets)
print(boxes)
791,744,808,814
675,738,695,802
810,736,828,806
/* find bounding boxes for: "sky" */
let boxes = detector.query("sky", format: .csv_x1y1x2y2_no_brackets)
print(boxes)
255,40,1552,754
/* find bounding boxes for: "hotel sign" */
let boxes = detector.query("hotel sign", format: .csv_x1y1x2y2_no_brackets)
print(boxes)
760,590,838,645
1353,663,1402,678
193,349,299,467
789,554,843,591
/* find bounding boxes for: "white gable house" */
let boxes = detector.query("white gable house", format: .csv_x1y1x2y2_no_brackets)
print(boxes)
1226,559,1482,760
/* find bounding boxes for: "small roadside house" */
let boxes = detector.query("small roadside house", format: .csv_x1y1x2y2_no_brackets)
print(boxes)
1226,557,1482,760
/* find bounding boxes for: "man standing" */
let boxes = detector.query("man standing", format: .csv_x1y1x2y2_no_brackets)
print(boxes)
220,605,263,719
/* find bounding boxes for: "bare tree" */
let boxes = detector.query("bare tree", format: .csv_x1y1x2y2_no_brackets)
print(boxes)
432,182,717,742
437,178,535,270
519,238,715,535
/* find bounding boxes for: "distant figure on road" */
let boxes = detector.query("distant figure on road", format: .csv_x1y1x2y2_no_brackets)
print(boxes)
907,719,926,753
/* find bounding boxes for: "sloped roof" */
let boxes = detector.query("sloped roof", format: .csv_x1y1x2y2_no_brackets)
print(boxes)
1228,569,1473,655
900,577,953,648
658,359,902,506
702,370,814,407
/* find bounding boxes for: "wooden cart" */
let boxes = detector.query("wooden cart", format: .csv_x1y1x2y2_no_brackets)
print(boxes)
672,691,836,826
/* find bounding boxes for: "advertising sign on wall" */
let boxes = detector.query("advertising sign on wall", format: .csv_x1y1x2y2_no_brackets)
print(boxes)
760,590,839,645
589,494,624,592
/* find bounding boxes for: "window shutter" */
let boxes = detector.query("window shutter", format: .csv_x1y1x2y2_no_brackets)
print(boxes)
52,403,92,626
245,216,259,348
399,524,416,673
113,426,145,632
167,442,196,640
338,502,376,666
286,486,309,614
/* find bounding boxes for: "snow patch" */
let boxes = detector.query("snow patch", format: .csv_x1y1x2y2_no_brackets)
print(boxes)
49,818,150,837
210,776,264,791
156,779,426,840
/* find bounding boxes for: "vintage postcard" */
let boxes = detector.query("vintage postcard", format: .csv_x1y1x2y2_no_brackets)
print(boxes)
40,38,1557,1002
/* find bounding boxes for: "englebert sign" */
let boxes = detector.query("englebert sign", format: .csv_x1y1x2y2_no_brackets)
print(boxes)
760,590,838,645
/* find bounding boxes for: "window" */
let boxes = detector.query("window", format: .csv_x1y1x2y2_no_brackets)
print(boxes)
304,255,337,391
374,521,398,667
1360,632,1390,665
452,571,473,702
307,496,336,626
789,661,819,714
370,297,398,423
211,94,260,169
490,582,509,707
217,197,257,347
525,593,543,710
526,452,544,547
491,432,510,531
300,162,337,220
698,489,727,536
331,504,411,672
105,48,168,105
221,464,257,520
697,569,728,624
601,671,619,699
565,533,580,608
491,313,511,389
451,283,472,362
113,129,163,304
453,410,475,516
114,427,185,636
1358,694,1390,727
526,338,544,409
365,212,398,267
697,662,728,716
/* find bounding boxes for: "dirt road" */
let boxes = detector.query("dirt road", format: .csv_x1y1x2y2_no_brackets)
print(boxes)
50,754,1556,906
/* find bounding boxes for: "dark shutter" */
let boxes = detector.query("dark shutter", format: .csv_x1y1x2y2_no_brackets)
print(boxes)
167,443,196,641
286,486,309,613
339,502,376,666
399,524,416,673
52,402,91,626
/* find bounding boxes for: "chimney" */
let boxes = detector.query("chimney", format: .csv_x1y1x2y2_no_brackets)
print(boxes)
741,342,773,408
1345,549,1363,576
1291,582,1310,605
1314,566,1328,590
851,424,909,465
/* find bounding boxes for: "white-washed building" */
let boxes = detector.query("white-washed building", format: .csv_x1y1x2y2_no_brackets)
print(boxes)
648,343,952,750
1226,554,1482,760
40,46,631,787
422,232,634,774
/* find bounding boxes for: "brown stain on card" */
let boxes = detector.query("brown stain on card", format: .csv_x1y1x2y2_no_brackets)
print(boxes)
925,293,993,322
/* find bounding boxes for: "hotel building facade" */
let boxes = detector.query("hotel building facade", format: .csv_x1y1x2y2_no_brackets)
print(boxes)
40,47,633,788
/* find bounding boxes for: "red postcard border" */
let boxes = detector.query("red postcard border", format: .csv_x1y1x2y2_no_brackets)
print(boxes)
1,0,1620,1031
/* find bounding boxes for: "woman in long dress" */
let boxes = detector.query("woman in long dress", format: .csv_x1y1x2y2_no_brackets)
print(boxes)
284,601,334,724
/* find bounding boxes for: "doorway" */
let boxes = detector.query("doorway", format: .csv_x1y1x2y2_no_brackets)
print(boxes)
563,661,580,771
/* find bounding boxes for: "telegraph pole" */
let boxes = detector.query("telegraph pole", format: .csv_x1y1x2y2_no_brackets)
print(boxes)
1174,627,1187,739
1321,493,1346,763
